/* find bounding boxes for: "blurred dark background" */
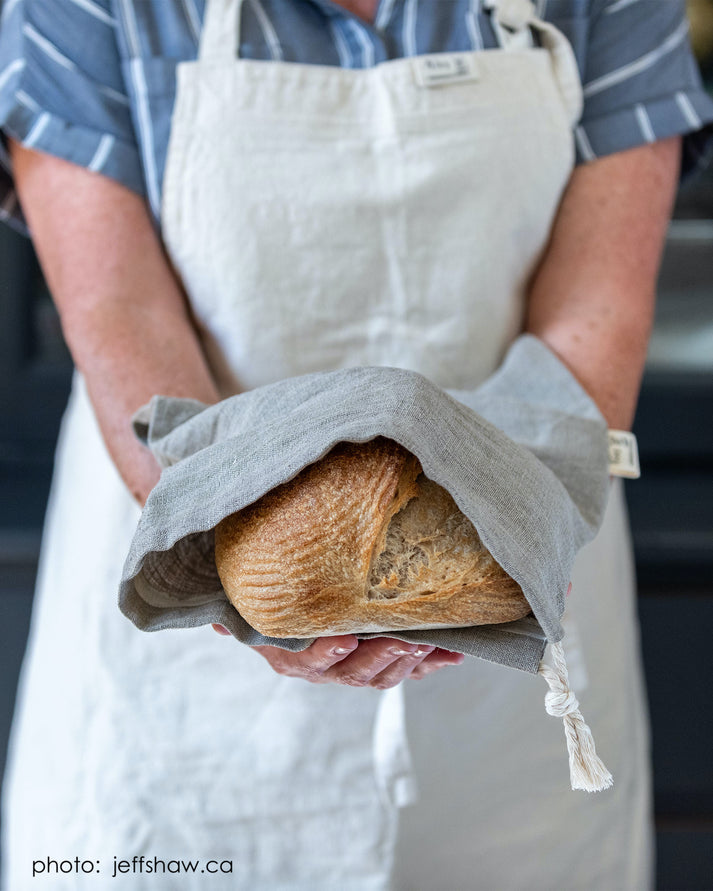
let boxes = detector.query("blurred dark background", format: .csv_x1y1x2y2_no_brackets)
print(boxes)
2,6,713,888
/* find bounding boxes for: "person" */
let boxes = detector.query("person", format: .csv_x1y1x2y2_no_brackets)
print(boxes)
1,0,712,888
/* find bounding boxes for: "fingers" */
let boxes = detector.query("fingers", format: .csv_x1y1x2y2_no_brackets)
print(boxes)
320,638,434,688
406,648,466,681
248,634,466,688
251,635,359,682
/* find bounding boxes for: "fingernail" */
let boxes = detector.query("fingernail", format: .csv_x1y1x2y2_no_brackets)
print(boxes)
413,647,434,657
438,649,465,660
212,623,231,636
332,647,352,655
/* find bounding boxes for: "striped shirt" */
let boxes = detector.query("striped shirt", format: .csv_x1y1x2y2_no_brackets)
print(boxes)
1,0,712,238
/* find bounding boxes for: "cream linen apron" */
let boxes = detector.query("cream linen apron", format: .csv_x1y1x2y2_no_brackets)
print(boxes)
1,0,652,888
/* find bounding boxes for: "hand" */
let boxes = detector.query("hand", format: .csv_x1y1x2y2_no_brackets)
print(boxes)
212,626,465,688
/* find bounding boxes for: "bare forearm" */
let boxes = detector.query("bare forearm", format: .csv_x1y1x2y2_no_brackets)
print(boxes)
64,299,220,505
526,136,682,430
9,140,220,505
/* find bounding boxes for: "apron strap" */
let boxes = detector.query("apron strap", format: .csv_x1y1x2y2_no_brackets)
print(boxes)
199,0,244,64
532,19,584,125
197,0,582,129
484,0,583,125
484,0,536,50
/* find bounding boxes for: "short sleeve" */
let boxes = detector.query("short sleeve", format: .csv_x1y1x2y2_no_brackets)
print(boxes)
575,0,713,183
0,0,146,238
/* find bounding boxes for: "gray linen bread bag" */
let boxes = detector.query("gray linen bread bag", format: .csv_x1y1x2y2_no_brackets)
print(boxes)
120,335,615,790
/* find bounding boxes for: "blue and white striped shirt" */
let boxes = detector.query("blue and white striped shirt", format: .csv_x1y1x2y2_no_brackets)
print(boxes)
1,0,712,237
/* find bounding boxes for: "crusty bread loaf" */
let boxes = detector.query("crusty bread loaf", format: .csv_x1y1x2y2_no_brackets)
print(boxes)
214,437,530,637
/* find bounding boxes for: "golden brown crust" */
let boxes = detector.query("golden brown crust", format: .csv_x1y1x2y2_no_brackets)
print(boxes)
214,437,530,637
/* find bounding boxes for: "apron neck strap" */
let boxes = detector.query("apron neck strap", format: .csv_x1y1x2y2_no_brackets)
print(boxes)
199,0,244,64
486,0,536,31
484,0,583,124
195,0,581,125
483,0,536,49
200,0,541,62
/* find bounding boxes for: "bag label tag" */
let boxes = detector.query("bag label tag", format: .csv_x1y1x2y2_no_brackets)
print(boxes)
413,54,479,88
608,430,641,479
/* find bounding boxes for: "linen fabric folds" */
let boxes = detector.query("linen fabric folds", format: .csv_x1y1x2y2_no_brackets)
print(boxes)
120,335,610,675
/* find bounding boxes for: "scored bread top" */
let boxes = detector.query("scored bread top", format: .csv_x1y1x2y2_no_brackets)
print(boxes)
214,437,530,637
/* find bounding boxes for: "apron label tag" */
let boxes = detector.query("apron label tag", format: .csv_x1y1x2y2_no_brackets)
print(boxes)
413,54,479,88
607,430,641,479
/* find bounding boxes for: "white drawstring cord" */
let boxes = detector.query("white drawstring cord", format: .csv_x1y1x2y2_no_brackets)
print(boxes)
538,641,613,792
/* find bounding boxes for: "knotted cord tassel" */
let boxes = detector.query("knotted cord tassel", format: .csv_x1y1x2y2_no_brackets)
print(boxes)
538,641,613,792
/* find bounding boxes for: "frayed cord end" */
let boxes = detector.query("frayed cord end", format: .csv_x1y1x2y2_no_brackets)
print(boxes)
538,641,613,793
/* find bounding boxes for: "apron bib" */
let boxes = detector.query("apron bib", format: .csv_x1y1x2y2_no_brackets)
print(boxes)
160,0,582,394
